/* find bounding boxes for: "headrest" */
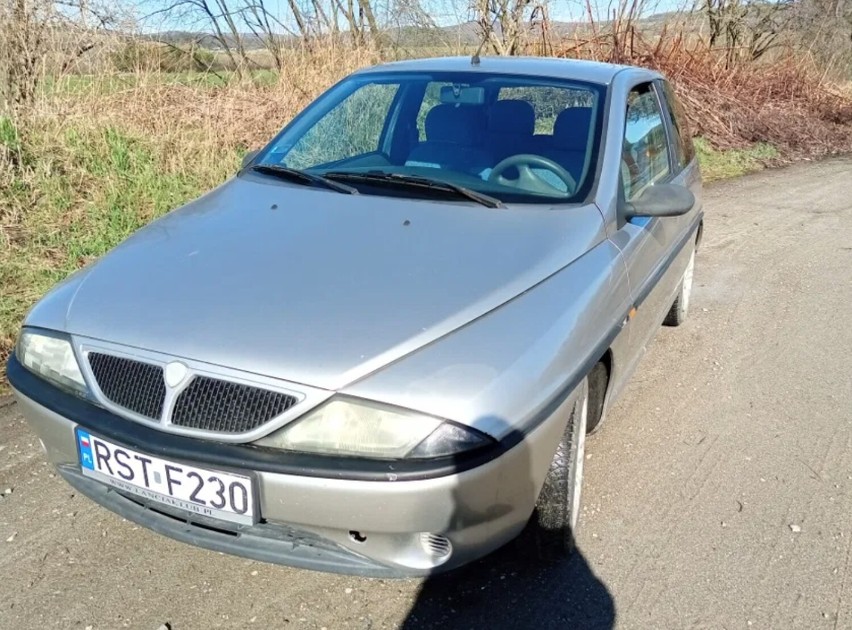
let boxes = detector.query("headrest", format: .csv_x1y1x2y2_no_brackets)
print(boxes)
554,107,593,151
425,104,484,145
487,100,535,136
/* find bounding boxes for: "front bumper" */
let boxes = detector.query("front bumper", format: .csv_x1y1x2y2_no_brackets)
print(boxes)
9,355,576,577
55,464,396,575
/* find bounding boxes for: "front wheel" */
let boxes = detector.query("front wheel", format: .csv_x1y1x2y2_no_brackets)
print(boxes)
524,377,589,558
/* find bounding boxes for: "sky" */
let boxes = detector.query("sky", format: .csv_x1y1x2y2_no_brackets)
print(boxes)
136,0,694,34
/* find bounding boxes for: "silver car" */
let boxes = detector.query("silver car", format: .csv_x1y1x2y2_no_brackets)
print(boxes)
7,56,702,576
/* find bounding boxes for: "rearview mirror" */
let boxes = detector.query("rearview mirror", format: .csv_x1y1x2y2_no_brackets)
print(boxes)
439,85,485,105
241,149,259,170
625,183,695,218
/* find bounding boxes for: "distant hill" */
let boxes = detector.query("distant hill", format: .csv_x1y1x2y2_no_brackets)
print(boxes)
147,11,694,51
384,20,589,48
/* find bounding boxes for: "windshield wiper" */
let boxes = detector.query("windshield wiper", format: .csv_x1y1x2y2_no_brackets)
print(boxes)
324,171,504,209
250,164,358,195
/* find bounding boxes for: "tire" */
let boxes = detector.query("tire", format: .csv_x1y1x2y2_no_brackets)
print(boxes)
586,362,608,434
663,246,696,327
525,377,589,559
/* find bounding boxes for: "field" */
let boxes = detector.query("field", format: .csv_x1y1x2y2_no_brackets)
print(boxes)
2,35,852,382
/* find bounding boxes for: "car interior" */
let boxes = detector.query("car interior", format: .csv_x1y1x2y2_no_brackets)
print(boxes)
401,98,594,195
407,100,592,176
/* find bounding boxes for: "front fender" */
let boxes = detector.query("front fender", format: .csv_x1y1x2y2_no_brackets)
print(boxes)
342,238,632,441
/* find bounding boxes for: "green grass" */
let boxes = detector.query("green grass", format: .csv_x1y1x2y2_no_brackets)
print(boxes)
39,69,279,98
695,137,779,181
0,116,241,379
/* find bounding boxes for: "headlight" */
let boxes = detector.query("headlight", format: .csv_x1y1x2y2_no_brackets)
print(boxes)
17,330,88,397
255,398,492,459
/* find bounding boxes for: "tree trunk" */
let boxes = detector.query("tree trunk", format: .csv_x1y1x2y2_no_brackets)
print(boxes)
214,0,253,75
357,0,381,45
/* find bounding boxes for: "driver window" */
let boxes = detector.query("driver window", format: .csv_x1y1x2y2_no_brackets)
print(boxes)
285,83,399,169
622,83,670,201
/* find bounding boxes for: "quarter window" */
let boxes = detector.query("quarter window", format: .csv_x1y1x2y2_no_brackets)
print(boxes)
622,84,670,201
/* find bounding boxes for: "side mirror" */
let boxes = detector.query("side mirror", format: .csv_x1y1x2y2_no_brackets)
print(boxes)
625,183,695,218
241,149,259,170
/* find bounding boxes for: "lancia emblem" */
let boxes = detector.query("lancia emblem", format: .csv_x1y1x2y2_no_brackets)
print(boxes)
164,362,188,388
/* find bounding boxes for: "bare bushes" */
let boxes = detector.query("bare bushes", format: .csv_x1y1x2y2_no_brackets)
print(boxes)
0,0,51,109
550,8,852,158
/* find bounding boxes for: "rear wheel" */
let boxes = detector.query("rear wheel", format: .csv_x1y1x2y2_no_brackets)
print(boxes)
664,246,695,327
525,377,589,558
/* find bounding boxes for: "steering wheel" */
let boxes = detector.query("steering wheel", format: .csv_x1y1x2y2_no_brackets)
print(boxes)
488,154,577,195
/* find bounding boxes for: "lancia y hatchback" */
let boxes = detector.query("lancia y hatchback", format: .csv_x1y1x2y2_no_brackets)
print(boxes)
8,56,703,576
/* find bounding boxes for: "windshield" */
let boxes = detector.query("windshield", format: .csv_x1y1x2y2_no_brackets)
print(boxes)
252,71,606,204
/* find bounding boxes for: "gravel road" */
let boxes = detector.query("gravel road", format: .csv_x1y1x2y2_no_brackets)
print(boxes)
2,158,851,630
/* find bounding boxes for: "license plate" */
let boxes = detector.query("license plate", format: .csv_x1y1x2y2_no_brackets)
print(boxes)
76,428,255,525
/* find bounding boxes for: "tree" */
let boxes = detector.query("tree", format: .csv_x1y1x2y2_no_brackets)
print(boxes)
702,0,793,66
1,0,124,111
472,0,535,56
1,0,48,108
791,0,852,66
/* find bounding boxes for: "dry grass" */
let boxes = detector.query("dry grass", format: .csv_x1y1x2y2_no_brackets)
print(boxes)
653,47,852,156
50,43,380,152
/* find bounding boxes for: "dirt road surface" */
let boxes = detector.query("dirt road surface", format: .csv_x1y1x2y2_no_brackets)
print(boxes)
2,158,851,630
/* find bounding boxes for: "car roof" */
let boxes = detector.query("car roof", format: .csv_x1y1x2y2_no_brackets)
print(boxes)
355,55,660,85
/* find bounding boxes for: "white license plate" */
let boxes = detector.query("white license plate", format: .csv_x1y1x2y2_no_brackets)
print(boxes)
76,428,255,525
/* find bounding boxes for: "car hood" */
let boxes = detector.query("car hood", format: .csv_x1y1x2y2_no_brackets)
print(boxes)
50,176,605,390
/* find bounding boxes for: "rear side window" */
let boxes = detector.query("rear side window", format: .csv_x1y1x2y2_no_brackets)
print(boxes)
622,83,670,201
497,85,595,134
660,80,695,168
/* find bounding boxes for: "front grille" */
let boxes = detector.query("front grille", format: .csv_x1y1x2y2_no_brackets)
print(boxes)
88,353,166,420
170,376,298,433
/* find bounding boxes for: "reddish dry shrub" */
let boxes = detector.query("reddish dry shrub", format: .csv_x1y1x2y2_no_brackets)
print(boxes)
552,28,852,158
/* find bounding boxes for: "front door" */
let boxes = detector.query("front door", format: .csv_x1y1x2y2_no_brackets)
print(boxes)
612,80,702,381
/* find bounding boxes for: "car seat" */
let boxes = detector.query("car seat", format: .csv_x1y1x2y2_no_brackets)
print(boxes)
486,100,536,162
405,104,493,176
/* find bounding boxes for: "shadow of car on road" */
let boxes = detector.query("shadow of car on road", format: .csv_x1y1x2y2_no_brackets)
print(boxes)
400,542,614,630
399,405,615,630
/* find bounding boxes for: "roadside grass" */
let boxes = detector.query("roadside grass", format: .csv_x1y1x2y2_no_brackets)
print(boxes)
695,138,780,181
0,117,241,381
39,69,279,98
